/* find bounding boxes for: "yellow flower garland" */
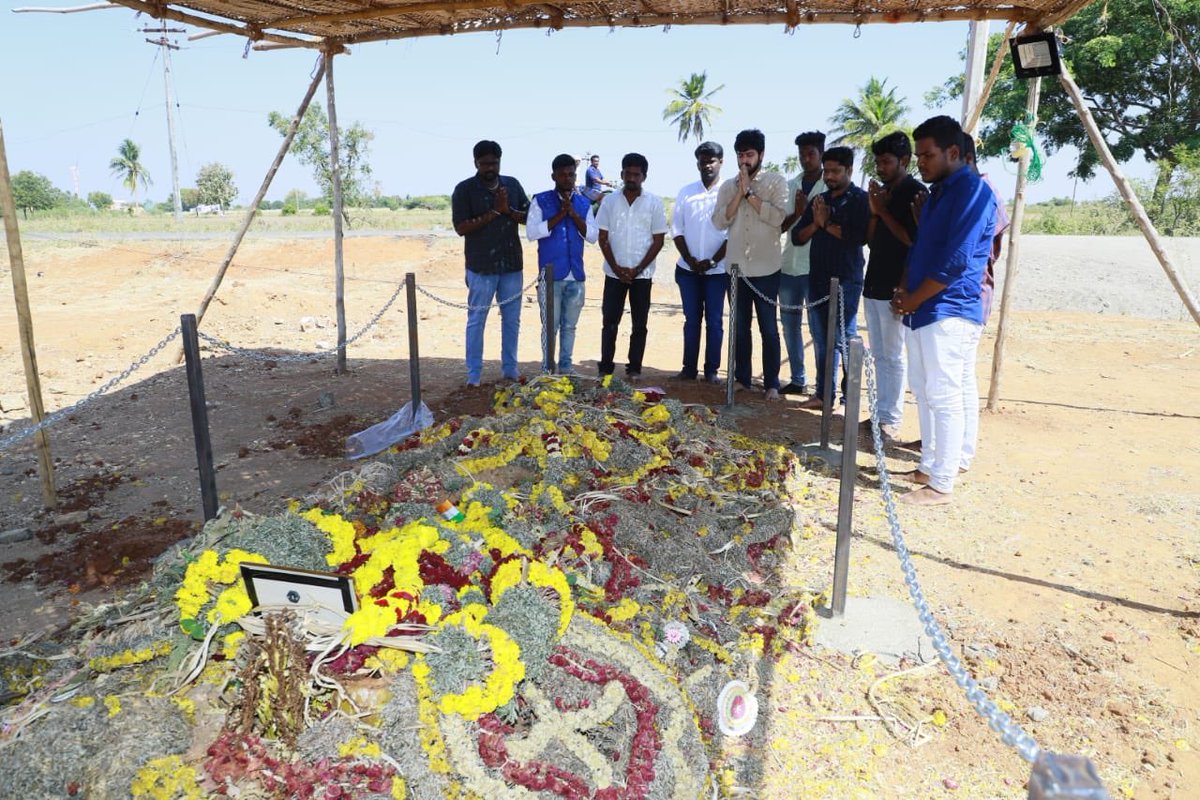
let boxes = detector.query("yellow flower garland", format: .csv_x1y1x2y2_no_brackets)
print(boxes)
489,558,575,637
428,610,525,720
129,755,204,800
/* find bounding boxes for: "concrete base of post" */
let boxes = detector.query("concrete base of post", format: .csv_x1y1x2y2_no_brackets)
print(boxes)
812,595,934,667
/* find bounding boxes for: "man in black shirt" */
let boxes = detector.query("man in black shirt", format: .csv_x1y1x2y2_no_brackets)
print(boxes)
451,140,529,387
793,146,870,409
862,132,926,439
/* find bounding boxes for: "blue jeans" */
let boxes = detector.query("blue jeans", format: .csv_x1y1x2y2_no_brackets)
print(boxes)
675,266,730,378
733,271,782,390
538,278,586,372
778,273,809,388
465,269,523,383
808,278,862,404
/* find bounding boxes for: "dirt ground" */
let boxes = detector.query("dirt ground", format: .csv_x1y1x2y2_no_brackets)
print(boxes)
0,231,1197,797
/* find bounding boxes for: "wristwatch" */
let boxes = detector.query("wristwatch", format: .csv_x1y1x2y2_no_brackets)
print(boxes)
744,189,754,199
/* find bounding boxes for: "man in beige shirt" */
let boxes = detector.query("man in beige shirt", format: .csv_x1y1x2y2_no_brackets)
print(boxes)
713,129,788,400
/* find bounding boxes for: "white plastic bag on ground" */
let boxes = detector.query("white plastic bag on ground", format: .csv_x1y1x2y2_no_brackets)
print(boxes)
345,401,434,460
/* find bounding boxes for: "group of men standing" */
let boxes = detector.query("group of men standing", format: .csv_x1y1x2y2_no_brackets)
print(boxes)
451,114,1001,506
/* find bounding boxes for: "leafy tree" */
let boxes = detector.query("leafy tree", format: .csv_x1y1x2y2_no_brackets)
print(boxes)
10,170,59,219
927,1,1200,211
663,72,724,143
87,190,113,210
195,162,237,208
828,77,910,156
180,187,200,211
109,138,152,199
267,106,373,209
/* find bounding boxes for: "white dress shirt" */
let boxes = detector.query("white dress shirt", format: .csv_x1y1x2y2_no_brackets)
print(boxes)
595,190,668,280
672,179,728,275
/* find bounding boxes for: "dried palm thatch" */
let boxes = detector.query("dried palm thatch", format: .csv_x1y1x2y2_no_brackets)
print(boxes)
104,0,1097,50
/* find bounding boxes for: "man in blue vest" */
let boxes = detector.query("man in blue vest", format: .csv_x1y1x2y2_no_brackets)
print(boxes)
527,154,598,374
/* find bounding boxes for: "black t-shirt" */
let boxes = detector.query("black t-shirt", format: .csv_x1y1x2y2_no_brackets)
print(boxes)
451,174,530,275
797,184,870,301
864,175,925,301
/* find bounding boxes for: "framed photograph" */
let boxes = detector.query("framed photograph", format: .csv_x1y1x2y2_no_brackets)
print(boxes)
240,563,358,627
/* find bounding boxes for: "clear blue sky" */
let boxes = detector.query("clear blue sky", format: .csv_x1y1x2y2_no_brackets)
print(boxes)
1,4,1146,206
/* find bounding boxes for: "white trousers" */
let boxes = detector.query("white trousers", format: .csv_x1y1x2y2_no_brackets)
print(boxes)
863,297,907,426
905,317,983,493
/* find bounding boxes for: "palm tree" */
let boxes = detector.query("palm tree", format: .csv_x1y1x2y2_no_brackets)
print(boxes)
109,138,152,199
663,72,724,143
828,77,910,155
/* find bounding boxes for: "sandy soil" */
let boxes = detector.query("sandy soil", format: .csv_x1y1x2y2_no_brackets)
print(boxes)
0,230,1197,797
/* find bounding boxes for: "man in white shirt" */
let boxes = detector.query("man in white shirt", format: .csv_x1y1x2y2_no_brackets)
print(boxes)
672,141,729,383
595,153,668,380
712,129,789,401
526,153,599,374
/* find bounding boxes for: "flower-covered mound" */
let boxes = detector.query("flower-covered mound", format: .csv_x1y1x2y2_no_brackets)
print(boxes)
0,374,822,799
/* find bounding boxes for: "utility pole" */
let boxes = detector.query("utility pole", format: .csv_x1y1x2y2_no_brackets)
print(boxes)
142,23,185,221
961,21,990,132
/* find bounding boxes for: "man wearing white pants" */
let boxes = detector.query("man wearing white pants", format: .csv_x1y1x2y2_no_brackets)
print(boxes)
891,116,996,506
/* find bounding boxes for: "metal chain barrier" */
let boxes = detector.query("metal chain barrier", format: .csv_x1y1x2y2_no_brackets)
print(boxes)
538,269,550,373
735,270,830,311
415,274,539,312
0,327,182,452
197,276,408,363
860,345,1042,764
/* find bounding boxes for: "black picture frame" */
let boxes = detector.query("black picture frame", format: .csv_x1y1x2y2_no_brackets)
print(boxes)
240,563,358,618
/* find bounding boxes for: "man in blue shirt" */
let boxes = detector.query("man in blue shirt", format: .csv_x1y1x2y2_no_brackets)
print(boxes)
451,140,529,387
792,146,870,410
583,155,612,204
527,153,598,374
891,116,996,506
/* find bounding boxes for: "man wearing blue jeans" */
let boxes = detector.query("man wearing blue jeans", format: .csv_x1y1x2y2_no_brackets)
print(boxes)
793,146,870,410
712,129,789,401
527,154,598,373
451,140,529,387
778,131,827,395
892,116,996,506
671,141,728,383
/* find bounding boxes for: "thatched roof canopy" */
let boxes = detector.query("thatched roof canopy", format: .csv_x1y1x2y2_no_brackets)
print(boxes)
107,0,1095,49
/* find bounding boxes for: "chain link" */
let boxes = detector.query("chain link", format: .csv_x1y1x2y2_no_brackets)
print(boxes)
538,270,551,374
197,277,408,363
415,275,539,312
0,328,181,452
733,269,829,311
860,346,1042,764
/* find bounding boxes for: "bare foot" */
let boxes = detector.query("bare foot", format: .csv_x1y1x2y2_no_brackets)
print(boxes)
898,486,952,506
896,469,930,485
765,388,780,402
798,396,823,410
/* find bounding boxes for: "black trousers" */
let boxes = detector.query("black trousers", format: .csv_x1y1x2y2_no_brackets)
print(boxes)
599,275,652,375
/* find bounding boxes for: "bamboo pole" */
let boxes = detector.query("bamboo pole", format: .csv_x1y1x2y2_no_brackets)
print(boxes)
0,119,56,507
964,20,1017,136
1058,67,1200,327
179,57,326,362
326,50,348,374
987,76,1041,412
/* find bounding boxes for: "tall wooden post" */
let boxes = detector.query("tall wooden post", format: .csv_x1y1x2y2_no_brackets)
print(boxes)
184,57,326,359
326,49,348,374
0,119,56,507
1058,67,1200,327
987,77,1041,412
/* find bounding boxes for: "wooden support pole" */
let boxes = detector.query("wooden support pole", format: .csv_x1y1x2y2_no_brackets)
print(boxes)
1058,67,1200,328
961,21,990,129
182,57,326,361
326,50,348,375
987,77,1041,412
964,20,1017,136
0,118,56,507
